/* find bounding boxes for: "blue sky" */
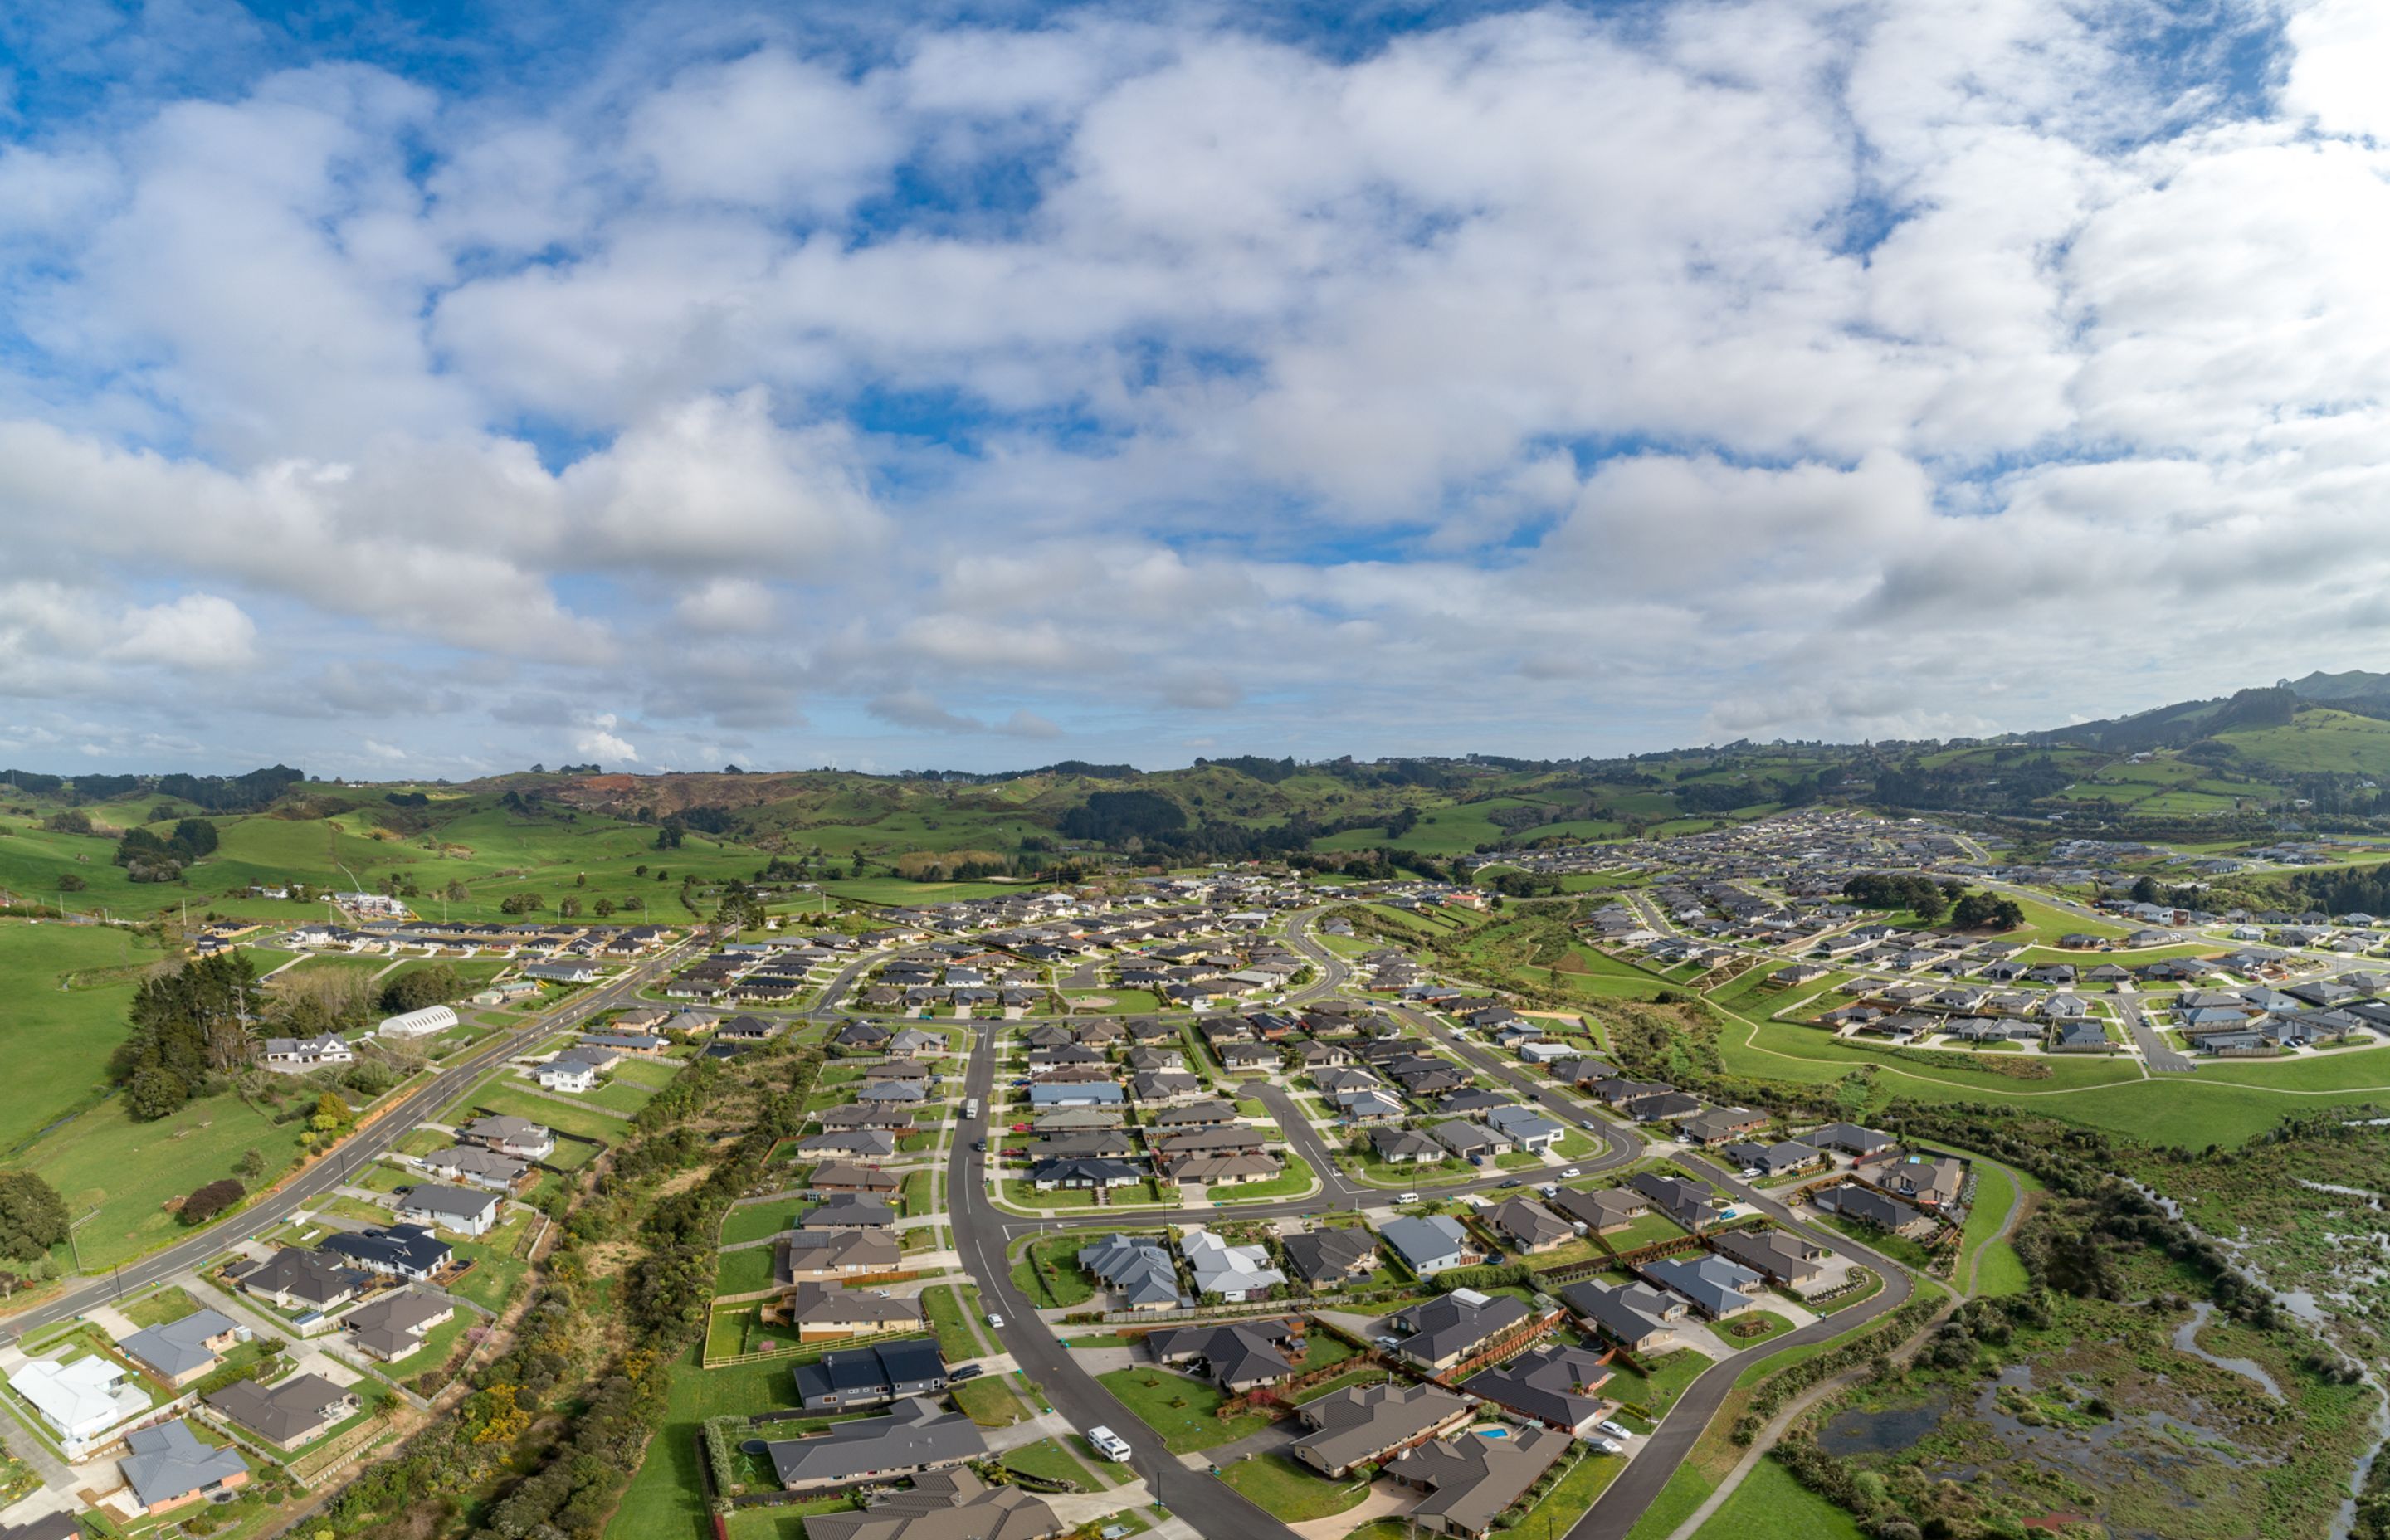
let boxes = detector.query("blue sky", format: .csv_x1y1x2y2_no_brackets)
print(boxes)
5,0,2390,778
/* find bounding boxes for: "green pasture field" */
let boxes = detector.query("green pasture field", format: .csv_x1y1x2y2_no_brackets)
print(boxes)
0,922,170,1152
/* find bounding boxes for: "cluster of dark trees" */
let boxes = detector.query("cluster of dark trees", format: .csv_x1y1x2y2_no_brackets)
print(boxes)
2290,864,2390,918
0,1170,70,1262
115,816,219,881
112,953,261,1121
1842,873,2021,928
1873,754,2074,810
378,964,474,1016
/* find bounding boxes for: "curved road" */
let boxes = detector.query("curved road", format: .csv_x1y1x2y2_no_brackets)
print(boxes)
4,933,710,1339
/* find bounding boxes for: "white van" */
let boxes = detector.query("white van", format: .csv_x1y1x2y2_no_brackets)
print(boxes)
964,1097,981,1120
1087,1426,1133,1463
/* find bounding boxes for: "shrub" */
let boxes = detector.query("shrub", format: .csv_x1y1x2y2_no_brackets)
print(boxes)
180,1177,246,1227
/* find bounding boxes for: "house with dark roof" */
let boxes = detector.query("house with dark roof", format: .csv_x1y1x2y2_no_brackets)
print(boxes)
1547,1185,1647,1235
1675,1106,1769,1145
1281,1227,1378,1290
1386,1289,1533,1372
1719,1138,1822,1177
419,1143,532,1192
793,1338,949,1411
204,1372,358,1450
1379,1215,1480,1276
393,1183,500,1237
804,1469,1060,1540
1370,1126,1445,1164
1289,1382,1472,1477
1483,1104,1563,1151
1144,1321,1297,1390
1807,1122,1897,1158
797,1195,899,1229
778,1228,905,1283
344,1290,456,1362
231,1249,369,1314
1709,1227,1831,1289
777,1283,925,1341
1488,1198,1573,1253
456,1114,554,1159
764,1398,985,1491
1460,1343,1613,1433
1559,1280,1685,1352
1628,1171,1726,1233
1385,1423,1569,1539
1029,1157,1143,1191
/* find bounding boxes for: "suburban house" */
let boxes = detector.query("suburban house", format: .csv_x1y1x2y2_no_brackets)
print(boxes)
1560,1280,1687,1352
1808,1123,1898,1158
777,1228,905,1284
320,1223,453,1281
775,1283,924,1341
1029,1157,1143,1192
1370,1127,1446,1165
1386,1288,1533,1372
1628,1171,1728,1233
120,1419,250,1516
792,1338,949,1411
457,1115,554,1159
1427,1121,1512,1165
1379,1215,1481,1276
9,1356,149,1457
796,1195,899,1230
1547,1185,1648,1235
1675,1106,1770,1145
1289,1382,1472,1477
1143,1321,1298,1389
1856,1151,1968,1206
230,1250,369,1314
1818,1182,1927,1231
1641,1254,1768,1318
1383,1422,1570,1539
805,1469,1058,1540
1281,1227,1378,1290
534,1050,610,1093
810,1163,904,1197
395,1184,501,1237
1719,1138,1822,1177
204,1372,359,1450
261,1034,354,1071
1488,1198,1574,1253
1181,1229,1285,1300
344,1290,457,1362
119,1309,243,1388
1710,1227,1832,1289
763,1398,985,1491
1076,1234,1180,1311
1460,1343,1614,1434
1482,1104,1563,1152
420,1144,532,1192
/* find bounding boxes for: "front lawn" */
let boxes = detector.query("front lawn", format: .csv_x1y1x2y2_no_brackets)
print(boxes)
1601,1348,1712,1418
719,1202,793,1246
921,1282,988,1360
953,1374,1031,1426
1211,1153,1317,1203
1217,1451,1372,1520
1717,1310,1798,1351
1011,1234,1099,1307
1097,1367,1280,1454
1002,1435,1100,1489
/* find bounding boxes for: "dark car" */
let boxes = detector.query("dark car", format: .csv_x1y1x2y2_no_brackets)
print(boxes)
950,1363,986,1380
1500,1177,1524,1188
973,1139,988,1153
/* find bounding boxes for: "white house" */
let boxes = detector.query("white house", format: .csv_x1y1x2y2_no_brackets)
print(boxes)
534,1049,611,1093
261,1035,354,1071
9,1356,151,1457
378,1006,458,1040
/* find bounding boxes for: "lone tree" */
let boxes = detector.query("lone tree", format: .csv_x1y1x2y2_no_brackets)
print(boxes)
179,1177,245,1227
0,1170,71,1262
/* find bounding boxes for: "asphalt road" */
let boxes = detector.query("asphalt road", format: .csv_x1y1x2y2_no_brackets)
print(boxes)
3,933,706,1340
2120,994,2195,1073
1563,1159,1924,1540
946,1018,1312,1540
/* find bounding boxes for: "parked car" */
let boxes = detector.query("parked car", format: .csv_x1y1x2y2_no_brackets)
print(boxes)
1589,1437,1625,1455
1597,1419,1633,1440
951,1363,987,1381
1562,1167,1581,1178
1396,1192,1420,1203
1012,1123,1032,1133
986,1313,1005,1329
1538,1183,1559,1198
1739,1167,1763,1181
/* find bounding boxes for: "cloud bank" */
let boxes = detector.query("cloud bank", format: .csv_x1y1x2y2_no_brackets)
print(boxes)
0,0,2384,774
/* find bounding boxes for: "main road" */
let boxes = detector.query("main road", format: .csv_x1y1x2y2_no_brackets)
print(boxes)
2,931,708,1339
